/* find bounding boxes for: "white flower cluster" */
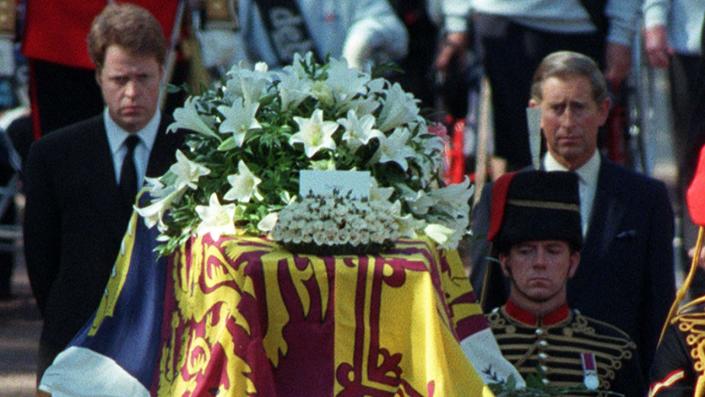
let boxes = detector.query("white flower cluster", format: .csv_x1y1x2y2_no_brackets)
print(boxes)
135,53,474,255
272,192,400,249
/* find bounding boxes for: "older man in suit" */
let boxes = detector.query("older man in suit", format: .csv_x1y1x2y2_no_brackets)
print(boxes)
470,51,675,383
23,3,183,383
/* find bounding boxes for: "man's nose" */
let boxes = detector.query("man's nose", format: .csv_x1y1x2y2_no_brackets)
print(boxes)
560,108,577,127
124,80,139,97
533,250,548,268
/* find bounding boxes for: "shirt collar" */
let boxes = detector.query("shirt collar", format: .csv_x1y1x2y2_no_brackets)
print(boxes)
504,299,570,327
104,108,161,155
543,150,601,186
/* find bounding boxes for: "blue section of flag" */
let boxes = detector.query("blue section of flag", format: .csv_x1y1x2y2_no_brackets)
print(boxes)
68,214,166,389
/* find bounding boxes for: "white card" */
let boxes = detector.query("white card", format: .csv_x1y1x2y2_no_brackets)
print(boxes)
299,170,371,199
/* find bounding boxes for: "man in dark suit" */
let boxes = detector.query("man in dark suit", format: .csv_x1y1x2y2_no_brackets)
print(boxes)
23,3,183,383
21,0,181,138
469,51,675,383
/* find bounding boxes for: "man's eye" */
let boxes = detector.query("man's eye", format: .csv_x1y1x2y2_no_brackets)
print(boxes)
571,103,586,112
112,77,128,85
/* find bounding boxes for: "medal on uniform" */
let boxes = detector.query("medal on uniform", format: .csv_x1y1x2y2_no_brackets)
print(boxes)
580,352,599,390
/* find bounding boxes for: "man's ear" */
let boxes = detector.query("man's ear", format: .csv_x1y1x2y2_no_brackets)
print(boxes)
498,253,511,277
598,97,611,126
95,68,103,87
528,98,539,108
567,251,580,278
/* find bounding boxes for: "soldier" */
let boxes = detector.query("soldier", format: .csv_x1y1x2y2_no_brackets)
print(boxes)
649,145,705,396
486,170,643,395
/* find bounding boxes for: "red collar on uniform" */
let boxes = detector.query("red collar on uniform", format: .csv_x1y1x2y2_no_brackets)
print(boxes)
504,299,570,326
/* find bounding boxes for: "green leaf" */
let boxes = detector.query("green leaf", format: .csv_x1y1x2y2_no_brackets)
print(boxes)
217,136,238,151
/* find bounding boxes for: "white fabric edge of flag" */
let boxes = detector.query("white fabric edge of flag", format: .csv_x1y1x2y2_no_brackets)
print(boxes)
460,327,527,388
39,346,150,397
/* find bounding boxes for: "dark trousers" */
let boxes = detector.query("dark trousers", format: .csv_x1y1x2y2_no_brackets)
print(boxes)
36,340,64,385
671,54,705,183
473,14,603,170
29,59,104,138
0,205,15,297
0,145,15,297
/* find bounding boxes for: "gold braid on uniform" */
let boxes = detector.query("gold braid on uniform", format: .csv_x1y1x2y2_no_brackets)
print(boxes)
489,305,636,394
671,310,705,385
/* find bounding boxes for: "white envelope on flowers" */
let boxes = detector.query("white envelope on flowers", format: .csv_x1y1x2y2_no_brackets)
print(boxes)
299,170,371,199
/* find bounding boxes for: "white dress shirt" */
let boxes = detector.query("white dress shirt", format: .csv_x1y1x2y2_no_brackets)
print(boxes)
104,108,161,189
543,151,601,236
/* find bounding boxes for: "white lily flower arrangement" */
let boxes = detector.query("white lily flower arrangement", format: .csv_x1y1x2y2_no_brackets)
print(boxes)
136,53,474,255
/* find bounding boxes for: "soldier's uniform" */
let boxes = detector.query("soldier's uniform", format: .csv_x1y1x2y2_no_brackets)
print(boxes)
649,308,705,396
489,300,643,396
486,171,645,395
648,144,705,396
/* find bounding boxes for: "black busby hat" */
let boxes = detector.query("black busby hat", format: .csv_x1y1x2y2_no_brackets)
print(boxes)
488,171,582,251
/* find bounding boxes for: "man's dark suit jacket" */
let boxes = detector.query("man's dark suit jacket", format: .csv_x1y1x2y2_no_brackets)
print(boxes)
23,114,184,351
469,158,675,381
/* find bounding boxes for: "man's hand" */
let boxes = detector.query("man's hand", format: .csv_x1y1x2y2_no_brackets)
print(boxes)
604,42,632,89
434,32,467,72
643,25,672,69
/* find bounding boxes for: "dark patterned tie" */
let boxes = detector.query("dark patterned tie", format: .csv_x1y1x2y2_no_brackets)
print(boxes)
119,135,140,207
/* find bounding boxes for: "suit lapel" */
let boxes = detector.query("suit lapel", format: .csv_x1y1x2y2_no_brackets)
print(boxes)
582,161,625,263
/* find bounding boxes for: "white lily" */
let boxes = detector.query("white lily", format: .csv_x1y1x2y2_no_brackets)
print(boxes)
276,68,313,111
169,97,219,139
169,150,211,191
225,62,271,105
217,98,261,147
392,203,420,238
257,212,279,233
377,127,416,171
338,110,384,152
289,109,339,158
195,193,237,239
142,176,168,198
366,78,387,95
427,214,466,249
343,97,380,116
311,80,334,107
424,223,456,248
429,178,474,210
289,53,311,79
377,83,419,132
370,178,394,202
324,57,369,102
135,186,183,231
224,160,263,203
405,188,436,216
